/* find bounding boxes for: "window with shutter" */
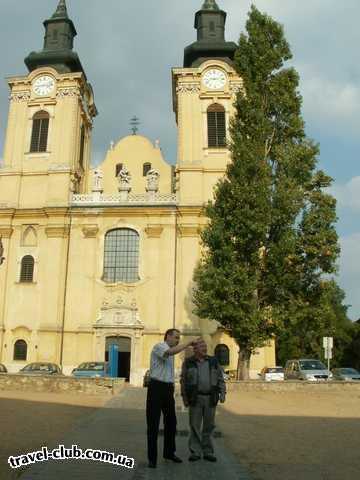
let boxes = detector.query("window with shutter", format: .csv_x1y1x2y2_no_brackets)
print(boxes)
115,163,123,177
30,111,50,153
215,344,230,366
207,104,226,148
79,125,85,169
20,255,35,282
14,340,27,361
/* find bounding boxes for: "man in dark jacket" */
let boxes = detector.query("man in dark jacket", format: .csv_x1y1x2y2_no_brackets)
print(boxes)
180,339,226,462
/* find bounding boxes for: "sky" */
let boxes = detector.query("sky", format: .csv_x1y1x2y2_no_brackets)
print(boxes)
0,0,359,320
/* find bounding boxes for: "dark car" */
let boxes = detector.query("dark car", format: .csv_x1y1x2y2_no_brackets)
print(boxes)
0,363,7,373
331,368,360,381
19,362,63,375
72,362,108,378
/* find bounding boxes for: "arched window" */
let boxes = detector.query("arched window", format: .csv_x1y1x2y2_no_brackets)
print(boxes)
30,111,50,153
14,339,27,361
207,104,226,148
20,255,35,283
143,162,152,176
103,229,139,283
115,163,123,177
215,344,230,366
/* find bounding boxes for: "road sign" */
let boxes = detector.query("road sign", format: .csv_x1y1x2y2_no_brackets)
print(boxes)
324,347,333,360
323,337,333,349
323,337,333,374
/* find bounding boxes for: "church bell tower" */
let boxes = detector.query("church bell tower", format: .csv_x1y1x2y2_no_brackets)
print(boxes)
0,0,97,208
172,0,243,205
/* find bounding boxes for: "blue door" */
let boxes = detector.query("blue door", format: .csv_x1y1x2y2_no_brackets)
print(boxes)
109,344,119,377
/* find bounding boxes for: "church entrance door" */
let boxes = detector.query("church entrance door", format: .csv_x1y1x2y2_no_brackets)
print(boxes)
105,336,131,381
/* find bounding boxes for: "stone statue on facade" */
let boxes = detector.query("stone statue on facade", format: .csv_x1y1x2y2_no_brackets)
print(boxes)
117,166,132,200
146,169,160,193
117,167,131,186
92,168,103,193
70,171,81,193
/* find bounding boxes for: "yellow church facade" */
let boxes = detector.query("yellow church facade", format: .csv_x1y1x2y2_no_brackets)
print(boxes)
0,0,275,384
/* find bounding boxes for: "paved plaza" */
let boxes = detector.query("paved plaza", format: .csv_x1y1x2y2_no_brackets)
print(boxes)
19,386,251,480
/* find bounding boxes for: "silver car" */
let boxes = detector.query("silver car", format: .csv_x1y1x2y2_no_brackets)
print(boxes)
331,368,360,381
285,359,331,381
18,362,63,376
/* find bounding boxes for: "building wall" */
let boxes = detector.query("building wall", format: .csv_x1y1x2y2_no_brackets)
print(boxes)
0,58,275,384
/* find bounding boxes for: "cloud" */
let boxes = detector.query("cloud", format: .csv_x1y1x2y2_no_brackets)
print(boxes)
330,177,360,212
339,233,360,320
299,68,360,137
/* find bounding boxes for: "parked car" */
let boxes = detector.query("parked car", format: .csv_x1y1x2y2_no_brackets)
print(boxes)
223,369,237,381
19,362,63,375
331,368,360,381
259,366,284,382
285,359,331,381
72,362,108,378
0,363,7,374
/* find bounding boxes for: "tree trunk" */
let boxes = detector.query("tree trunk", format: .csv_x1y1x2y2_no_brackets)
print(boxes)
236,347,252,380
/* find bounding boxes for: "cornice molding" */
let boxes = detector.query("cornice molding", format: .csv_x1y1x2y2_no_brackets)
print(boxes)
56,87,81,99
10,91,31,102
70,206,177,217
176,82,201,94
0,209,16,219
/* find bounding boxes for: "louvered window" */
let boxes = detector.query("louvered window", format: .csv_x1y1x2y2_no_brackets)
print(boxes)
103,229,139,283
14,340,27,361
215,344,230,366
143,163,151,176
20,255,35,283
30,111,49,153
207,104,226,148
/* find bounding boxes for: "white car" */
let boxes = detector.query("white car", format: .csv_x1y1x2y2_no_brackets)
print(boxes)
259,366,285,381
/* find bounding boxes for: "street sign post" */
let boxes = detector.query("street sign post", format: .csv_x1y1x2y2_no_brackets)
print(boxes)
323,337,333,378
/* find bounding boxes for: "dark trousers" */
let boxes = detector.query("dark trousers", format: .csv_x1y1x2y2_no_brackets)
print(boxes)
146,378,177,464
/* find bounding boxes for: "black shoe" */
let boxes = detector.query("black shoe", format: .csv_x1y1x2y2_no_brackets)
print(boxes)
148,461,157,468
189,453,201,462
203,454,217,462
164,455,183,463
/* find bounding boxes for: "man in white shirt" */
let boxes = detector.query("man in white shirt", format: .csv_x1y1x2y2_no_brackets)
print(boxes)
146,328,199,468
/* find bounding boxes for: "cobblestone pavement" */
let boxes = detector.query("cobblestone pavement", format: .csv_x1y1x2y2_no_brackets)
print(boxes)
19,386,251,480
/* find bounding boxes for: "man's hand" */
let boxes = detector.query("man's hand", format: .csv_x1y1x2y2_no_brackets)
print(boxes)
189,337,202,347
182,398,189,407
219,393,226,404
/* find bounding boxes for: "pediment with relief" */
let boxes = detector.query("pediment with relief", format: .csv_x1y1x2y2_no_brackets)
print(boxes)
95,294,143,328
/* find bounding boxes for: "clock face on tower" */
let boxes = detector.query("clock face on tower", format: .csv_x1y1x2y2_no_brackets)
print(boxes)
33,76,55,97
202,69,227,90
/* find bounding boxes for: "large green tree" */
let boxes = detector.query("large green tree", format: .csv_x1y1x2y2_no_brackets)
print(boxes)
276,280,354,367
193,6,341,379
